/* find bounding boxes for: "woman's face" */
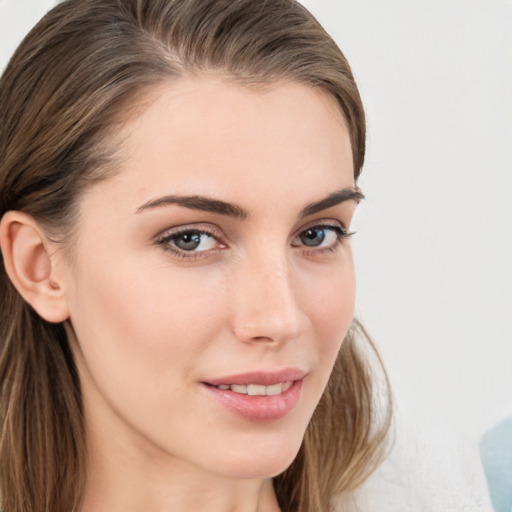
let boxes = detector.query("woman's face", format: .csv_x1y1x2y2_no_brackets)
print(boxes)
62,78,359,479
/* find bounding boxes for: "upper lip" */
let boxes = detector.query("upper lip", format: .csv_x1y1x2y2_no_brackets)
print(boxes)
205,368,307,386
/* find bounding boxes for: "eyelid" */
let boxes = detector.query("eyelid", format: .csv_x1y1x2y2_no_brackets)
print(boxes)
154,223,228,261
154,223,225,243
293,218,350,238
291,220,354,253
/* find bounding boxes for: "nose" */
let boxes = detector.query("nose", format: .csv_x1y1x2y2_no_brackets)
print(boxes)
229,250,308,345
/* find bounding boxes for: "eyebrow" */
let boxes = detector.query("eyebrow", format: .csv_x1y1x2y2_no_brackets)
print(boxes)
136,195,248,218
300,187,364,217
136,187,364,219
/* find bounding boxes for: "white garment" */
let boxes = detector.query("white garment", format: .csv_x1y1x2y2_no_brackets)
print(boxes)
334,407,493,512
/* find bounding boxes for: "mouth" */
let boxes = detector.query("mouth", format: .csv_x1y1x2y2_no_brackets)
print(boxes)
201,369,306,422
207,381,293,396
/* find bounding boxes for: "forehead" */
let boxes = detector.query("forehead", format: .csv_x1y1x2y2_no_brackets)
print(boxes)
83,78,354,214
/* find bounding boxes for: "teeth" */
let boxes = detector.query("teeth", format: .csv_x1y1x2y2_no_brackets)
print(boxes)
214,381,292,396
247,384,266,396
265,383,283,396
231,384,247,394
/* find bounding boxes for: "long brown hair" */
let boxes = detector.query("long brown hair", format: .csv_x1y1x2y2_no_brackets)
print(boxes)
0,1,391,511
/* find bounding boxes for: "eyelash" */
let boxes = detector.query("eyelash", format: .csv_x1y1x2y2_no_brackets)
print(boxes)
155,226,224,261
155,223,353,261
292,223,353,256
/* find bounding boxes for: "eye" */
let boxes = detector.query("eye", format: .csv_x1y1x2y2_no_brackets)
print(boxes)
156,227,224,259
292,223,351,251
299,227,334,247
170,230,217,251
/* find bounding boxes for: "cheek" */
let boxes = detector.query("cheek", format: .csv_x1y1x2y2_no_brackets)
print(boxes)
66,255,228,400
294,251,356,403
307,255,356,349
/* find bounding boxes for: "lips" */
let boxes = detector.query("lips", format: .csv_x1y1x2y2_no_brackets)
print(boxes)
202,368,306,422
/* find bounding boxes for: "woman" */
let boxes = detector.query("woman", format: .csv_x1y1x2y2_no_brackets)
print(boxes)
0,1,391,511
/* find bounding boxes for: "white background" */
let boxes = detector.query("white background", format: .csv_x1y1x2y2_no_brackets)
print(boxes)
1,0,511,449
299,0,512,445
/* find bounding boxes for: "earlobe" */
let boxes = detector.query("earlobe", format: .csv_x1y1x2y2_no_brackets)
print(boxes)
0,211,70,323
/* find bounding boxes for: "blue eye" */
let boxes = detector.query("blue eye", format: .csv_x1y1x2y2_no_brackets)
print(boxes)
294,224,350,250
300,227,328,247
158,229,218,253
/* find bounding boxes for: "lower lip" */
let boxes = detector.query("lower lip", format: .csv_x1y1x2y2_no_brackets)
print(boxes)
202,379,304,422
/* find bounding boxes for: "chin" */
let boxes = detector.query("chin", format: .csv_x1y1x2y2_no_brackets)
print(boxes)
216,455,299,481
204,429,306,480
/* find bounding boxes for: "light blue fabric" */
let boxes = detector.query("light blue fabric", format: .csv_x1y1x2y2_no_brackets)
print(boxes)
479,417,512,512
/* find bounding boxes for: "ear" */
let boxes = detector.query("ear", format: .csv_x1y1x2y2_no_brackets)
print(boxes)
0,211,70,323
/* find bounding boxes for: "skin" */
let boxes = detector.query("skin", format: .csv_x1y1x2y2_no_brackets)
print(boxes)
51,79,358,511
